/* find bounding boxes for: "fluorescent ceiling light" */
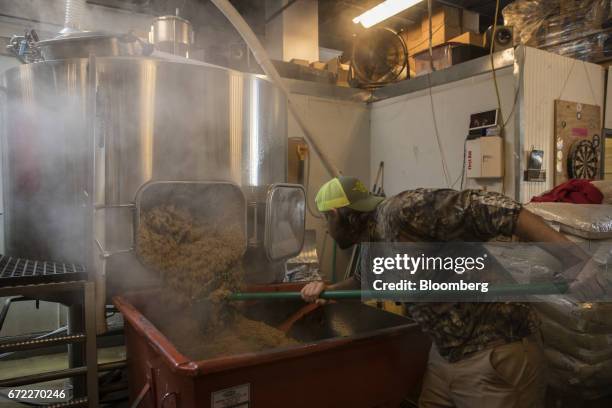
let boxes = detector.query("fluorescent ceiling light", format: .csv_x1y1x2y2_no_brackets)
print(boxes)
353,0,423,28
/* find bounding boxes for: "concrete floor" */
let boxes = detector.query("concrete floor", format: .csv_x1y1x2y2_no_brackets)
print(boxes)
0,345,610,407
0,346,126,407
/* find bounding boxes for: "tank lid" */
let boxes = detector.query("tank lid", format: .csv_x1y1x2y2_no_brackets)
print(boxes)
36,30,117,46
36,31,153,60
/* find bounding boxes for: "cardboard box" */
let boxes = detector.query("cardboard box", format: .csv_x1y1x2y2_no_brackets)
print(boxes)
430,25,464,45
419,6,481,33
417,6,474,55
422,6,461,35
403,6,481,65
309,61,327,70
402,24,423,50
449,32,485,48
290,58,309,67
462,10,480,33
408,56,416,79
411,25,462,55
326,57,349,74
336,67,349,87
413,44,488,76
326,57,350,86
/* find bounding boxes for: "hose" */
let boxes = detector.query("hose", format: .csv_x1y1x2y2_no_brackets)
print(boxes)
0,325,68,360
209,0,341,179
61,0,86,34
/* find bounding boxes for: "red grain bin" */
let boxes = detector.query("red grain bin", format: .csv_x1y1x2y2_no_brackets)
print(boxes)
114,285,431,408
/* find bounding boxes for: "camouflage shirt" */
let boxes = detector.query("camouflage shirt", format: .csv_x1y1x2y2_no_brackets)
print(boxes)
356,188,540,363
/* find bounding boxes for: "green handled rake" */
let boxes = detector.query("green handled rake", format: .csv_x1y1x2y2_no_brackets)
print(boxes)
227,281,570,301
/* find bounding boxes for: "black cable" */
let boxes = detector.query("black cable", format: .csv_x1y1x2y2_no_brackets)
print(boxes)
460,135,469,190
490,0,506,132
427,0,434,73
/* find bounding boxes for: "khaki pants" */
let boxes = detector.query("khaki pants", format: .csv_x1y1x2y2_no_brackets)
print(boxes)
419,337,547,408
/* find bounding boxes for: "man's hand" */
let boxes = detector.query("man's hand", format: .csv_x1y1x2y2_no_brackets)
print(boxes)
301,281,327,304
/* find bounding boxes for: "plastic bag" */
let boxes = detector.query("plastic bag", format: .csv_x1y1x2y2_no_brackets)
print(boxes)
592,180,612,205
525,203,612,239
539,313,612,363
545,346,612,388
548,368,612,399
503,0,611,61
535,295,612,333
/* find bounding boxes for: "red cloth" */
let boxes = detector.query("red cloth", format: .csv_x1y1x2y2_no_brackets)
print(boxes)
531,179,603,204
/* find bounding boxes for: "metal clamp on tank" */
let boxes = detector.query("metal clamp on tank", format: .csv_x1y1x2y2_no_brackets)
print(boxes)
6,30,42,64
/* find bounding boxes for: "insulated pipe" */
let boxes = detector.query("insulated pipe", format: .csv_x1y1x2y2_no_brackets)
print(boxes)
61,0,86,34
210,0,341,178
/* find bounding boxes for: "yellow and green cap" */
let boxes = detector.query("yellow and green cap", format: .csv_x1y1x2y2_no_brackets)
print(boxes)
315,176,384,213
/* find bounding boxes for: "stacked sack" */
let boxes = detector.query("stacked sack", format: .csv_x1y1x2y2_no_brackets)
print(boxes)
536,298,612,399
503,0,610,62
592,180,612,205
526,192,612,400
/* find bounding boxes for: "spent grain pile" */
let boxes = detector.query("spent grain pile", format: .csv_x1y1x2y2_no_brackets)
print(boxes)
138,203,298,359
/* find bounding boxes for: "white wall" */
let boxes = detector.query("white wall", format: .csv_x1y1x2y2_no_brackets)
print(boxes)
370,47,606,204
287,93,369,280
266,0,319,63
519,47,605,202
370,66,518,198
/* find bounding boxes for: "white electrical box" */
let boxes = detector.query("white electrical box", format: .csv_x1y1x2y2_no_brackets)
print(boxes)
466,136,504,178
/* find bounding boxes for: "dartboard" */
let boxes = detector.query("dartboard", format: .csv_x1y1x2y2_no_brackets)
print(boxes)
567,140,598,179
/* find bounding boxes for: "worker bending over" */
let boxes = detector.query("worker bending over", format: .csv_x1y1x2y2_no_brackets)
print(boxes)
302,176,595,408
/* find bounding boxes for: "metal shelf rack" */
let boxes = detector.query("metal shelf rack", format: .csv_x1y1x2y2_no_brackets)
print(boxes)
0,255,98,408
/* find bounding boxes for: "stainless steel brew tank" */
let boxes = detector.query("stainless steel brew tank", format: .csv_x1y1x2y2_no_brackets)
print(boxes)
1,56,289,295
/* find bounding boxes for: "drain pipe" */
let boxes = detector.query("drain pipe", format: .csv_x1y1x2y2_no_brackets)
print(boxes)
60,0,86,34
210,0,341,178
